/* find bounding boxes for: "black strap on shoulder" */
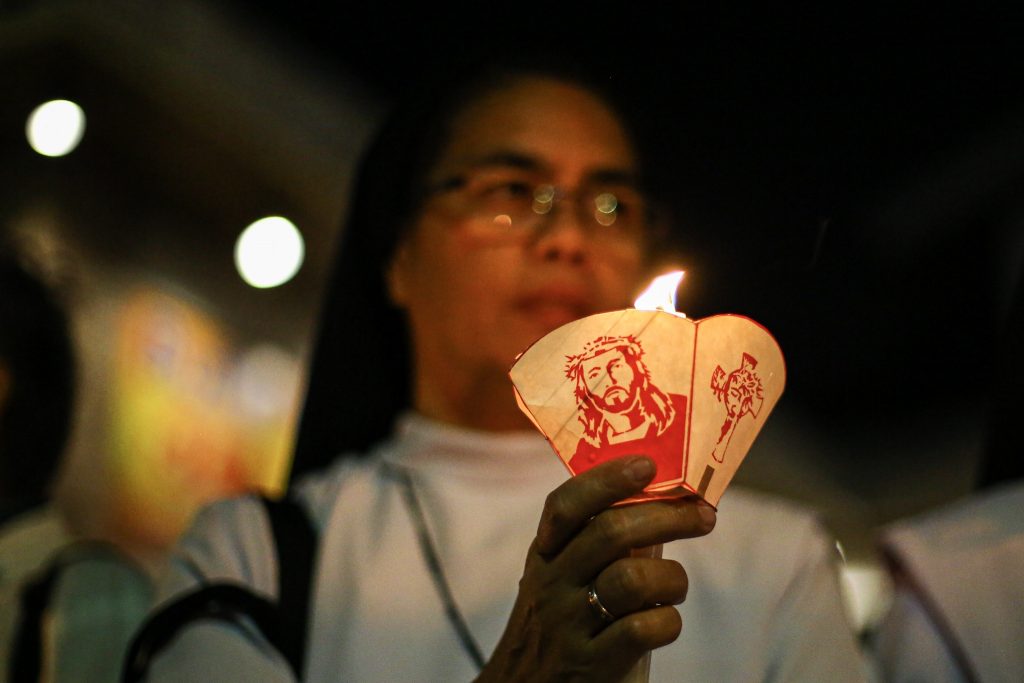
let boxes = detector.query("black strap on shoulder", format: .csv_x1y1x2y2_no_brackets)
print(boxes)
120,494,317,682
261,494,317,678
10,557,60,683
121,584,280,682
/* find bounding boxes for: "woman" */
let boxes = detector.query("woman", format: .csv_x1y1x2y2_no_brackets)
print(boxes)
140,56,865,681
0,246,152,682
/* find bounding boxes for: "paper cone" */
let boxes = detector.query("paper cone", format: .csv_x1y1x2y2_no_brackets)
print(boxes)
509,311,785,506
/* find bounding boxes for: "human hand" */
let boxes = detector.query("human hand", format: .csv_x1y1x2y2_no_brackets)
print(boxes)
476,456,716,683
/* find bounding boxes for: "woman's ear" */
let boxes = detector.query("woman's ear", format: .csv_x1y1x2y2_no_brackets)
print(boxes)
386,240,412,308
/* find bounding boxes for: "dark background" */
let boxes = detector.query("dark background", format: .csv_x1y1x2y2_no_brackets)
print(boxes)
236,4,1024,479
243,2,1024,418
2,1,1021,564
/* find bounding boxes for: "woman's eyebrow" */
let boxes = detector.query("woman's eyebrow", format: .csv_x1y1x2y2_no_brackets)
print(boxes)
451,151,639,185
586,169,642,187
460,151,546,172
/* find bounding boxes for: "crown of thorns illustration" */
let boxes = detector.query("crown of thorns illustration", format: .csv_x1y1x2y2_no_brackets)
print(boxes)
564,335,645,378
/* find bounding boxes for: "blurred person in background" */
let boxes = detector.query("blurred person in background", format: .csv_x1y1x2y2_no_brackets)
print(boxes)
871,269,1023,682
0,240,152,682
128,53,866,682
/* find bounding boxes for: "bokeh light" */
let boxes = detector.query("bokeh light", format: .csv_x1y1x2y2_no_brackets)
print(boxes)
233,343,302,419
26,99,86,157
234,216,305,288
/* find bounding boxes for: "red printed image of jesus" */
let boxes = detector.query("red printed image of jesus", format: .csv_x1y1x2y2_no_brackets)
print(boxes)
564,335,688,486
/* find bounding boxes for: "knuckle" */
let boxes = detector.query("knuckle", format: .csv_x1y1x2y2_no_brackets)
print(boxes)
542,488,560,513
612,560,645,596
618,613,650,647
592,511,630,548
541,491,570,531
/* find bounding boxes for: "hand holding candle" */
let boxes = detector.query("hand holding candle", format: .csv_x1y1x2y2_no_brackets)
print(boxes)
480,455,714,683
507,270,784,681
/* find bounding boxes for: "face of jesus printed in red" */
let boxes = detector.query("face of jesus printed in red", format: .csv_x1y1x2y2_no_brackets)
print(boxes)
564,335,688,489
582,349,638,413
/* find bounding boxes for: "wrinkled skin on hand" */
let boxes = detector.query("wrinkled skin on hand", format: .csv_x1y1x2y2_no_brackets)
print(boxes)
476,456,717,683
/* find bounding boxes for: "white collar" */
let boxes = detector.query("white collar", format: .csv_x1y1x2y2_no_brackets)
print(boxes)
381,412,566,484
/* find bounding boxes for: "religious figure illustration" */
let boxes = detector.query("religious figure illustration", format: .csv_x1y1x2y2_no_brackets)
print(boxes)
564,335,688,486
710,352,764,463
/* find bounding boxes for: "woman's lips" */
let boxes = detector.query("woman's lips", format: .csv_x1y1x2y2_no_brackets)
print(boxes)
514,290,594,329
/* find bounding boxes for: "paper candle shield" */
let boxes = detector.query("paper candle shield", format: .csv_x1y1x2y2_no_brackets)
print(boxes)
509,311,785,507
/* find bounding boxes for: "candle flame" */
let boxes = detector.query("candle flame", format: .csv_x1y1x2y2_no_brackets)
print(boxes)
633,270,685,316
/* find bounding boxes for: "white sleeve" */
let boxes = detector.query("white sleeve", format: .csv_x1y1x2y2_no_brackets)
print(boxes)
765,522,872,683
141,496,297,683
870,584,966,683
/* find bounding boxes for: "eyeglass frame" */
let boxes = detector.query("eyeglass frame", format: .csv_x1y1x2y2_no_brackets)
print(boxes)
417,165,666,246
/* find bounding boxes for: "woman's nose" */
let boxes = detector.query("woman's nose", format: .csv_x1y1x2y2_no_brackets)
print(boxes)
531,203,588,264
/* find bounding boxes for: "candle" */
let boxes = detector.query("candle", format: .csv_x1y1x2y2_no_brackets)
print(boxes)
623,271,682,683
510,270,785,507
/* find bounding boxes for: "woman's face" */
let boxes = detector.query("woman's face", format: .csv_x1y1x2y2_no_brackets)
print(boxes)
389,76,651,396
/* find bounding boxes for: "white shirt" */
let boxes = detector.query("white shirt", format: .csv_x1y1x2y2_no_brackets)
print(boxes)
872,481,1024,683
148,413,867,681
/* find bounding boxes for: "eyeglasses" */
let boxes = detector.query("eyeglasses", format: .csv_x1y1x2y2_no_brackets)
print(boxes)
423,169,655,245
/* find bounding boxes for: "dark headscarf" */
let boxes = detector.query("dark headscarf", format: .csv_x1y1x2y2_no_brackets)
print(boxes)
289,53,667,483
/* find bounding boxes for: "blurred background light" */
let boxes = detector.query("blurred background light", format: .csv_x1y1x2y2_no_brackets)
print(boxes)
26,98,86,157
233,343,302,419
234,215,305,288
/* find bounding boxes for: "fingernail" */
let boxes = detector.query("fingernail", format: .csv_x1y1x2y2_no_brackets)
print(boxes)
697,503,717,529
625,456,654,483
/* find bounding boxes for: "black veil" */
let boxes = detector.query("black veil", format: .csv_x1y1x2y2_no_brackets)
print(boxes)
287,53,667,484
